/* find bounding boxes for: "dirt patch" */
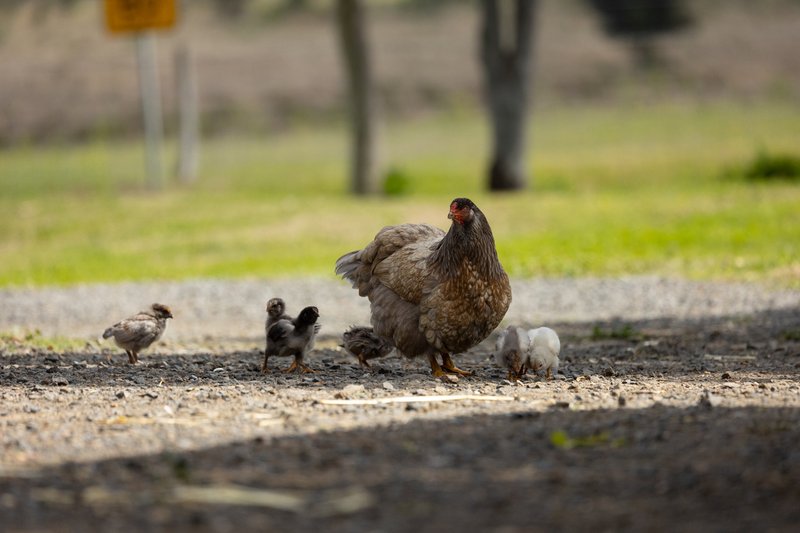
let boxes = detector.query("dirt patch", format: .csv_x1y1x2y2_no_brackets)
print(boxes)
2,307,799,531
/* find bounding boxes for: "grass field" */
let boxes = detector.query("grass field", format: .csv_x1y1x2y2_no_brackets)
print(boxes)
1,100,798,288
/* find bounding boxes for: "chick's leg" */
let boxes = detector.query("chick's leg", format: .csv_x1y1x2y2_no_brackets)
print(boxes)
261,353,271,374
427,353,447,379
441,353,472,376
284,356,315,374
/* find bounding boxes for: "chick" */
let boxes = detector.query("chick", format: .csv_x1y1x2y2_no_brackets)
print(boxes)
493,325,530,382
102,303,173,364
263,306,320,374
341,326,394,368
524,327,561,380
265,297,291,330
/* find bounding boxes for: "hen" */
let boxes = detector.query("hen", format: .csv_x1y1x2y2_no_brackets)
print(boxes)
494,325,530,382
335,197,512,378
341,325,394,368
102,303,173,364
263,306,320,374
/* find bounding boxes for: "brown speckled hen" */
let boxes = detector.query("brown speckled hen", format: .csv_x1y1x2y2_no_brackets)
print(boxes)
335,198,512,378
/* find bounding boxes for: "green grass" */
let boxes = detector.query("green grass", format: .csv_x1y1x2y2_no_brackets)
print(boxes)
0,100,798,288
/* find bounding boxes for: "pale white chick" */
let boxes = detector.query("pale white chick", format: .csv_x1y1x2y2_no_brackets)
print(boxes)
524,327,561,380
493,325,531,382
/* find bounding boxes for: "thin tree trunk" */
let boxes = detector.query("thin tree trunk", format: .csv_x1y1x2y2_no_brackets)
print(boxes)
175,43,199,185
481,0,537,191
336,0,379,195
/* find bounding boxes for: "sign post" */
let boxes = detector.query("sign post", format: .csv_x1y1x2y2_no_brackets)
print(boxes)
105,0,178,190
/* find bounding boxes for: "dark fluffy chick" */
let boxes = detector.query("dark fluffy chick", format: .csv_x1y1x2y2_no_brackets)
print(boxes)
102,303,173,364
263,306,320,374
266,297,291,331
341,326,394,368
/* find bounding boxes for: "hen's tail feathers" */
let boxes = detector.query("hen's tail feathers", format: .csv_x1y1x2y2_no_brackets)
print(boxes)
102,327,114,339
334,250,360,283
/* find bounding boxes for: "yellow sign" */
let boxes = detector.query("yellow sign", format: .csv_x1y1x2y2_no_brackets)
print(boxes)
105,0,177,33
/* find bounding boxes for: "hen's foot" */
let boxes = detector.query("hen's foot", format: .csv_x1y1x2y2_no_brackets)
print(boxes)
507,371,519,382
358,358,372,369
427,353,447,379
441,354,472,377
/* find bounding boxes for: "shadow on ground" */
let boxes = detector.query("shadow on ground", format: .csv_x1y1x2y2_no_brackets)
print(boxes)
2,403,799,532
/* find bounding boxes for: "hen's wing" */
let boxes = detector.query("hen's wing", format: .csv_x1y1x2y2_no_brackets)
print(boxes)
336,223,445,302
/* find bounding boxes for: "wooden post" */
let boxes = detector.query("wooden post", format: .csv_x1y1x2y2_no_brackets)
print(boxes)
175,43,199,184
135,32,164,190
336,0,379,195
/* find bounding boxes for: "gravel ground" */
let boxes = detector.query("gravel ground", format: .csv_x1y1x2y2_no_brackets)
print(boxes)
1,277,799,531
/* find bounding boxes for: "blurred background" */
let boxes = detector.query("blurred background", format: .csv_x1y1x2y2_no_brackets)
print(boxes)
0,0,798,287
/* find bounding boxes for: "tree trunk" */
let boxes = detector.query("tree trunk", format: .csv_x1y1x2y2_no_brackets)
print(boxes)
336,0,379,195
480,0,537,191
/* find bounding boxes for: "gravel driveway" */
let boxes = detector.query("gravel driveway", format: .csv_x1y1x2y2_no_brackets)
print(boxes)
1,276,799,531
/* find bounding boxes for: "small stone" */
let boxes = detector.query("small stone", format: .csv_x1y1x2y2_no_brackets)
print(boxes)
342,384,365,395
116,391,127,399
618,396,627,407
142,391,158,399
552,401,570,409
721,372,732,380
440,374,459,384
697,390,721,409
50,376,69,386
382,381,395,391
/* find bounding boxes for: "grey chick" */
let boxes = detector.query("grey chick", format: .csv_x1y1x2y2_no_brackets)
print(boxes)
341,326,394,368
263,306,320,374
493,325,530,382
102,303,173,364
266,297,291,330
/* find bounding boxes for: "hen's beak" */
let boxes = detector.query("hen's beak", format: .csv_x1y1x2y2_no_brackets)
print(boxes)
447,211,454,220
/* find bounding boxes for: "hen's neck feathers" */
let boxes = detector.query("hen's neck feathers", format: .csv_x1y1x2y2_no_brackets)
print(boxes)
431,210,504,278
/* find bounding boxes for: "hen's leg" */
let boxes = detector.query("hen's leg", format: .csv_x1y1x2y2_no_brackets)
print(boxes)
126,350,136,364
441,353,472,376
426,353,447,379
359,357,372,369
261,353,271,374
507,370,518,382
